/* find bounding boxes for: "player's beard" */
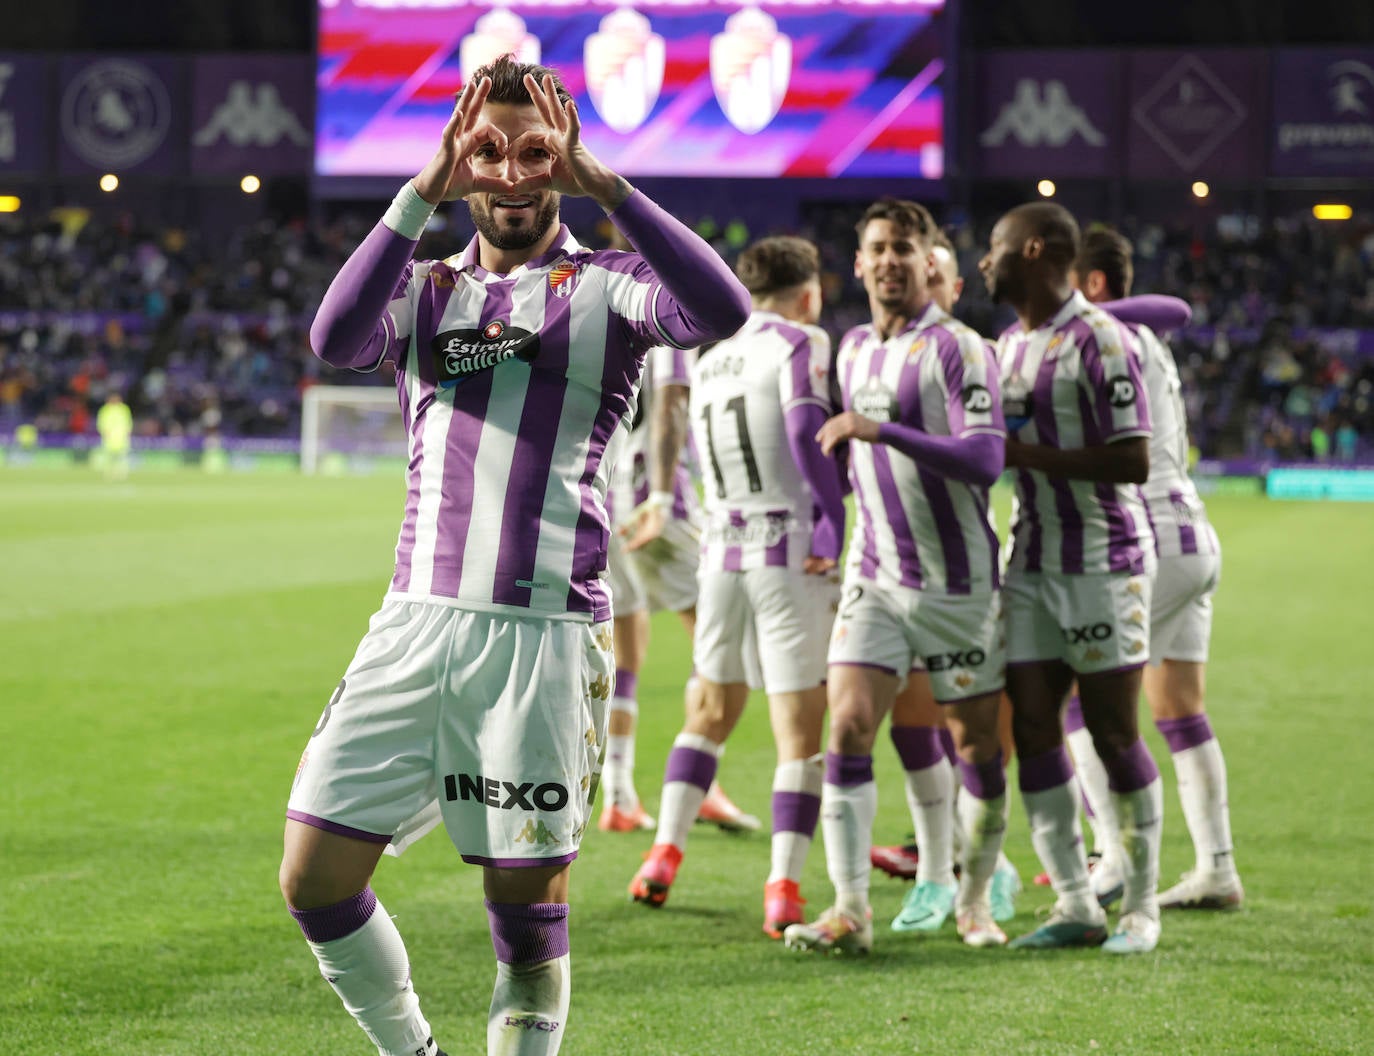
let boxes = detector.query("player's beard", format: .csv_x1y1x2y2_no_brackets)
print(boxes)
468,192,562,251
986,257,1024,305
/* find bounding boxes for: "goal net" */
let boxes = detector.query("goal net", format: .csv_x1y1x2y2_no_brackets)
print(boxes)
300,385,408,475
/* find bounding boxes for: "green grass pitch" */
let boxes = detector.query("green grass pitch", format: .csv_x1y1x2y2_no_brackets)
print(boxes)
2,467,1371,1055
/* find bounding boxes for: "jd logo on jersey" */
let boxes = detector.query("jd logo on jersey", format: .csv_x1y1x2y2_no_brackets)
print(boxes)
962,384,993,413
432,320,540,388
1108,378,1137,407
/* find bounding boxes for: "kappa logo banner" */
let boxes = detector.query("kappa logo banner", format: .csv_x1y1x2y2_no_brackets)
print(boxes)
585,9,665,135
976,52,1122,178
191,56,313,175
710,7,792,135
0,56,47,173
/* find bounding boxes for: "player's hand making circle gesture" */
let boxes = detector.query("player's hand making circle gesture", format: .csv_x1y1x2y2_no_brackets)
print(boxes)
412,78,532,204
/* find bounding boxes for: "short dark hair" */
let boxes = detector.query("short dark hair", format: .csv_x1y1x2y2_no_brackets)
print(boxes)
736,236,820,296
469,54,573,109
1008,201,1080,270
1076,224,1134,300
856,198,937,245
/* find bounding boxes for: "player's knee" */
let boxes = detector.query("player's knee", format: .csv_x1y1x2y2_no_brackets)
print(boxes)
278,858,345,911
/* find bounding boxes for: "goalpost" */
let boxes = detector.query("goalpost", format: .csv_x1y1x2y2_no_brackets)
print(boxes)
300,385,408,475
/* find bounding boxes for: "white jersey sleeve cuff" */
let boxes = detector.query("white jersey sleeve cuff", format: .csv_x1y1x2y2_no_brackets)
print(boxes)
383,181,437,241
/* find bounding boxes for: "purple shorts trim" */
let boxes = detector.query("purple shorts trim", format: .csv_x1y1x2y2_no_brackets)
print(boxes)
286,810,391,845
933,684,1007,705
829,661,901,677
461,850,579,869
1074,661,1147,678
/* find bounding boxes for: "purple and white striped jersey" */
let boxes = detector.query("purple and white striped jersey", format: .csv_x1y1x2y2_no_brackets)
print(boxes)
838,302,1004,596
690,310,834,572
1128,323,1219,559
998,290,1155,576
368,225,699,622
605,345,700,528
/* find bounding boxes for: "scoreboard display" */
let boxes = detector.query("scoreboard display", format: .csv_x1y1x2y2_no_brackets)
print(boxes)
316,0,947,180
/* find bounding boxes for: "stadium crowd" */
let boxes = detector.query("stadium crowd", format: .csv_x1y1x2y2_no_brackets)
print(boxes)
2,204,1371,461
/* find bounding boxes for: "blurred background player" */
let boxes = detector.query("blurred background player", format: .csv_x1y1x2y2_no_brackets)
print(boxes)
983,202,1164,954
628,236,846,940
278,60,749,1056
872,230,1022,926
95,391,133,481
1067,226,1242,911
784,200,1009,954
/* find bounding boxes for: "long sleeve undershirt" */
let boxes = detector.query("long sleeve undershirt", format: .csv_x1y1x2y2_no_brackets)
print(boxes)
784,403,847,560
873,425,1005,488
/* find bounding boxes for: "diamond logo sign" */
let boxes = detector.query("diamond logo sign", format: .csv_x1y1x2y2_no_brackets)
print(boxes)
1132,54,1247,172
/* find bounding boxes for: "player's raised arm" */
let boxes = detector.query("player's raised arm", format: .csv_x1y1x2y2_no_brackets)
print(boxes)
1100,294,1192,334
310,79,514,369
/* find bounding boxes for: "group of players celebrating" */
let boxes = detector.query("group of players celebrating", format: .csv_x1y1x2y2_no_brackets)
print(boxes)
280,56,1242,1056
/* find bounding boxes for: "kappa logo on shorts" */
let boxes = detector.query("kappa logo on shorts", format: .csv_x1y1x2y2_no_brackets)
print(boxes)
1065,622,1113,644
588,673,613,701
445,773,570,812
923,649,987,672
514,819,561,846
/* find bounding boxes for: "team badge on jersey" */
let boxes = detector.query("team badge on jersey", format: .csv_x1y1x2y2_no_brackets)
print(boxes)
906,336,930,361
548,260,579,298
432,322,540,388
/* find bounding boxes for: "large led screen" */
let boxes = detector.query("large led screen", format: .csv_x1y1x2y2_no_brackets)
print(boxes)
316,0,947,179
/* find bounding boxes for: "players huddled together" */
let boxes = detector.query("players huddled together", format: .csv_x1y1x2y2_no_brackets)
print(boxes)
283,55,1241,1056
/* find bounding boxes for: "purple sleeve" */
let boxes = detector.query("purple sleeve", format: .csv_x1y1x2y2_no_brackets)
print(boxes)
309,220,417,369
874,425,1005,488
784,403,846,560
607,191,751,348
1100,294,1191,334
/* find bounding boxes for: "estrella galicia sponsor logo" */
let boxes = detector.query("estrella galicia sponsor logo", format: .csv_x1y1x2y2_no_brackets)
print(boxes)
1108,378,1138,408
62,59,171,168
1064,622,1113,644
445,773,570,811
924,649,987,672
962,384,993,413
432,321,539,388
852,377,897,422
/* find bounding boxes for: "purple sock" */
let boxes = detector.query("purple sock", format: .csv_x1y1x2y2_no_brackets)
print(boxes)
890,725,944,770
664,743,717,791
1064,694,1086,733
614,668,637,700
1156,714,1215,753
958,751,1006,801
486,901,570,965
289,887,377,944
938,727,957,765
1018,746,1074,794
771,790,821,836
824,751,873,786
1104,738,1160,794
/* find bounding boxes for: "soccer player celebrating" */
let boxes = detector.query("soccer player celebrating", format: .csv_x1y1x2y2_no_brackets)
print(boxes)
784,200,1009,954
1069,227,1241,911
628,236,846,938
981,202,1164,954
278,59,749,1056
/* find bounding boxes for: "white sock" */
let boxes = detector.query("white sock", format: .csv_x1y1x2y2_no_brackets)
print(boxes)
1113,778,1164,919
603,724,638,811
950,783,968,862
768,755,824,885
1066,724,1120,864
905,760,956,886
654,732,719,851
956,791,1008,908
488,954,570,1055
1172,739,1237,877
1023,782,1097,914
305,900,435,1056
822,760,876,919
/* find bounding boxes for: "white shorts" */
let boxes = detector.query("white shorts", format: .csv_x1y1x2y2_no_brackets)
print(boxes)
694,568,839,694
1150,553,1220,664
1004,568,1153,675
606,517,700,616
826,578,1005,703
287,600,614,867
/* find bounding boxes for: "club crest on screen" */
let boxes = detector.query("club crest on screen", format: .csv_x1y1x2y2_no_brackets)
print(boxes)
584,9,666,136
459,10,541,83
710,7,792,135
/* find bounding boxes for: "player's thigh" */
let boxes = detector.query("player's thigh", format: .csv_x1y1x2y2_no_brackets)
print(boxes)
827,578,913,680
606,533,649,619
436,615,614,869
890,669,941,727
909,590,1005,705
1149,553,1219,665
747,567,836,694
693,571,752,686
1042,569,1154,676
287,600,452,848
825,662,900,752
642,517,702,615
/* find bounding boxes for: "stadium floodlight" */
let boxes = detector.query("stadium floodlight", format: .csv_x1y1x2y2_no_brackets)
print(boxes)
241,174,261,194
1037,179,1056,198
99,174,119,192
1313,204,1353,221
0,196,18,213
1192,181,1210,199
300,384,407,475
